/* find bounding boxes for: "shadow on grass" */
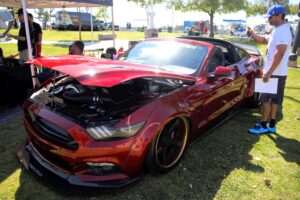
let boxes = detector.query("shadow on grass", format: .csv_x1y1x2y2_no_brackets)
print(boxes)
267,133,300,166
284,95,300,104
9,107,266,200
0,117,25,184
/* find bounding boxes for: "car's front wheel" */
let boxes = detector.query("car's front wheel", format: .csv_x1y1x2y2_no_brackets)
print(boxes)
145,116,190,173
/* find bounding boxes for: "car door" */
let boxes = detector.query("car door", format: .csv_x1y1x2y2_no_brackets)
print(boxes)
203,57,243,121
188,46,246,138
216,46,250,109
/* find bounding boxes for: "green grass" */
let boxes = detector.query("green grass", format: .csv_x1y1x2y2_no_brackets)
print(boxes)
0,43,69,57
0,30,299,200
3,28,182,41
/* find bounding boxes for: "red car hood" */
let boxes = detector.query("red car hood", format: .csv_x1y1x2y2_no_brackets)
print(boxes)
29,55,196,87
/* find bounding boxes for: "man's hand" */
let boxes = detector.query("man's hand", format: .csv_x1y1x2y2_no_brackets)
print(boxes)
263,72,271,82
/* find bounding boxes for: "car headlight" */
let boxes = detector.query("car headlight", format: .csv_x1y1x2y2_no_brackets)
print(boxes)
86,121,145,140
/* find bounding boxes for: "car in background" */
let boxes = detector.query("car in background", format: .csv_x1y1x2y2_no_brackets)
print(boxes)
103,22,119,31
94,19,105,30
17,37,262,189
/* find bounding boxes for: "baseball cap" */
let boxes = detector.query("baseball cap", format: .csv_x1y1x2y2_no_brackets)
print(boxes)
265,5,286,18
15,8,26,15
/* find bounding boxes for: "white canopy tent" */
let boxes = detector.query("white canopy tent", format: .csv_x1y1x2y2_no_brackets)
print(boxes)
0,0,113,8
0,0,114,88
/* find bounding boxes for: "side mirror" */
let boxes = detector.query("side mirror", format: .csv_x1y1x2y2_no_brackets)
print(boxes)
214,66,232,76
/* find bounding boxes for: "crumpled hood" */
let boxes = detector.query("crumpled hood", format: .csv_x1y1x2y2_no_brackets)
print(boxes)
28,55,196,87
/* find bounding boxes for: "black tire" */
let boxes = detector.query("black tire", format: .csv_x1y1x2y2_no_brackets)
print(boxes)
145,116,190,173
247,92,261,108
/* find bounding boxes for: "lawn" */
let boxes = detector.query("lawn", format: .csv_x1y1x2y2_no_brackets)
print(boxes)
0,30,299,200
0,43,69,57
2,28,182,41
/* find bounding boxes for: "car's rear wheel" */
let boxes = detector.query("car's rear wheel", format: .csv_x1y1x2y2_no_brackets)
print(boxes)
145,116,189,173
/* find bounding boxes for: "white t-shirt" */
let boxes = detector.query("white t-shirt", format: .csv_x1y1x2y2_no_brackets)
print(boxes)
264,23,292,76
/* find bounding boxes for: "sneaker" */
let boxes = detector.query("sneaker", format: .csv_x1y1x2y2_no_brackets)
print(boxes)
267,125,276,133
248,123,269,134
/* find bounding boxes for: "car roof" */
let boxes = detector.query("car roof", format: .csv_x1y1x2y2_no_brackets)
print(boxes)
234,43,261,55
177,36,235,48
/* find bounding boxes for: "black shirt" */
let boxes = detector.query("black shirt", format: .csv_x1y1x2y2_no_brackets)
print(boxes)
32,21,42,44
17,22,33,52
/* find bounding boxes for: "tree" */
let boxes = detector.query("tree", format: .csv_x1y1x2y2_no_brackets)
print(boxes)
35,8,54,30
245,0,296,16
95,7,109,21
127,0,164,27
171,0,247,37
286,3,299,15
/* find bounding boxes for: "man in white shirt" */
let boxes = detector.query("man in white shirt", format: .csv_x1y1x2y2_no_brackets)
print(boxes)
248,4,292,134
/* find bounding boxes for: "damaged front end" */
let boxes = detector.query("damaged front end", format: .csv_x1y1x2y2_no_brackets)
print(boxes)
18,68,194,188
30,74,193,131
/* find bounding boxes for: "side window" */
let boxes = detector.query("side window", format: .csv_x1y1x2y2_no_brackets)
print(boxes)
207,48,225,73
216,45,232,66
235,47,250,62
207,52,218,73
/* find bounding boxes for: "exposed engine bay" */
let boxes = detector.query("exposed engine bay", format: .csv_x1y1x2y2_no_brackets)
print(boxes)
30,75,194,127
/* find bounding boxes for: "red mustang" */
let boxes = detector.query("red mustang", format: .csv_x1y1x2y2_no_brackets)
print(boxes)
17,37,262,188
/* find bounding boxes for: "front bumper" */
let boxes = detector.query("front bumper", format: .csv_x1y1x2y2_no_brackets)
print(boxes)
16,140,141,189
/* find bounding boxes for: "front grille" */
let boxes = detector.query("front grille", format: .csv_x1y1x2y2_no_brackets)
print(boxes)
25,110,78,150
31,139,84,173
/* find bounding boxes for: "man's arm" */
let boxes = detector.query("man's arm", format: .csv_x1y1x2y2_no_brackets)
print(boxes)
7,34,26,41
246,29,268,44
38,33,42,45
251,32,268,44
37,24,43,44
263,44,287,82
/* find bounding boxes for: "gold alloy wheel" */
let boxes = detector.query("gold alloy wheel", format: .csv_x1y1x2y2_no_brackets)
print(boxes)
154,117,189,169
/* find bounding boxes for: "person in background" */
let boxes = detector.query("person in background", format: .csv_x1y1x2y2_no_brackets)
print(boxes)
247,5,292,134
7,8,33,64
28,13,42,57
69,41,84,55
200,20,205,36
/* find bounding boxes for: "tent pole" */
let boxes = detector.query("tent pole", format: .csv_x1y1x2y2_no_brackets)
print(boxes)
111,0,115,48
90,7,94,44
22,0,36,88
77,7,82,40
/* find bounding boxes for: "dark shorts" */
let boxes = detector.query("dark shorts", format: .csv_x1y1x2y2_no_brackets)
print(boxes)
260,75,287,105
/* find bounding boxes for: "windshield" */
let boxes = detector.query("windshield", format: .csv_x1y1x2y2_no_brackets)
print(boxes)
119,40,208,76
